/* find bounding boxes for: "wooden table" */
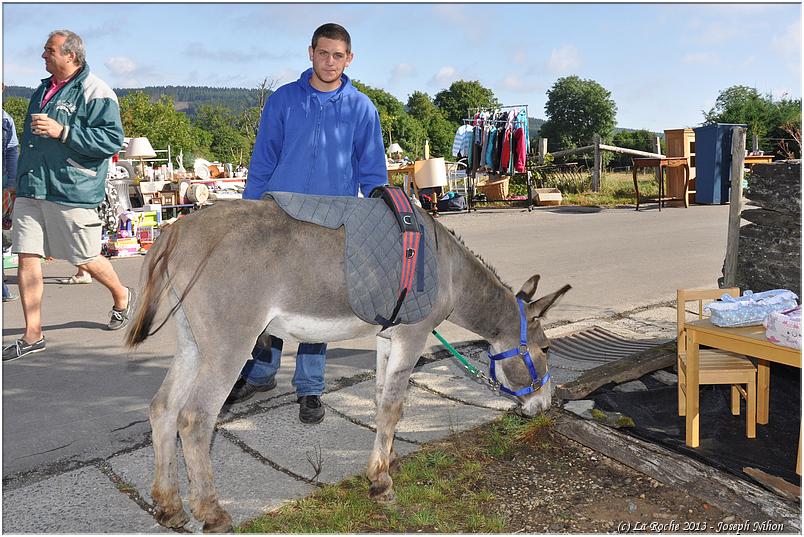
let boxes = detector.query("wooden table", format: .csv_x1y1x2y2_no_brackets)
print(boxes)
744,155,774,168
632,157,691,211
386,164,416,197
685,319,802,471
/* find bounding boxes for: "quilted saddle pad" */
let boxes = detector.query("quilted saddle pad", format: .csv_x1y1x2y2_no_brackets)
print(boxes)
265,192,439,326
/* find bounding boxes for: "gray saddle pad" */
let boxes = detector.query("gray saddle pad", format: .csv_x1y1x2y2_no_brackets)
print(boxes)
265,192,439,326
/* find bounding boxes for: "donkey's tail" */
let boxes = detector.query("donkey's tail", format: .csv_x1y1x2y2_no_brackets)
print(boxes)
125,221,183,348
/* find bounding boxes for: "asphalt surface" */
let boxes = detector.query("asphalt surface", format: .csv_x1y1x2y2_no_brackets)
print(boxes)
1,203,732,532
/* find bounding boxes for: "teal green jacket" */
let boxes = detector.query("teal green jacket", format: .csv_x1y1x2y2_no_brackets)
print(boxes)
16,64,124,208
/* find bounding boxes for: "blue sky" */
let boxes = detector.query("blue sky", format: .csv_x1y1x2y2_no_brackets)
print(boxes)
2,2,801,132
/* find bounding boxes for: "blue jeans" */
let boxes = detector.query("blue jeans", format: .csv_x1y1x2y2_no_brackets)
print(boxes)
240,337,327,397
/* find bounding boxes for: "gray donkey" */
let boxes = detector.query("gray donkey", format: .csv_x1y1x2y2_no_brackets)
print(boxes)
126,197,570,533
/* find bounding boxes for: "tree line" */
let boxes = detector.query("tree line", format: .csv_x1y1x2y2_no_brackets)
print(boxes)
4,79,800,169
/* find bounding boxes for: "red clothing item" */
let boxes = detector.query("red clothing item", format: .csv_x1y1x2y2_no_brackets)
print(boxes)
500,127,512,174
41,73,77,108
514,127,527,172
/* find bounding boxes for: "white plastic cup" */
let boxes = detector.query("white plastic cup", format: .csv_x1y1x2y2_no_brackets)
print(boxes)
31,113,48,137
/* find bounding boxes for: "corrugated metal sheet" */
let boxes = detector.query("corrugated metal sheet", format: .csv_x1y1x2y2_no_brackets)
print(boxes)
548,326,667,373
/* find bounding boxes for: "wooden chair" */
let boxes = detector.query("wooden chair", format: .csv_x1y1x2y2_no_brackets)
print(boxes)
677,288,757,447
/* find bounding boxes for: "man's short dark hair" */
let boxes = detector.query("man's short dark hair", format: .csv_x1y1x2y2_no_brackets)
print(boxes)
311,23,351,53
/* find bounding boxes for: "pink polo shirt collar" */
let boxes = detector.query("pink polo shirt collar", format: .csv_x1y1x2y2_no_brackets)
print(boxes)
41,71,78,108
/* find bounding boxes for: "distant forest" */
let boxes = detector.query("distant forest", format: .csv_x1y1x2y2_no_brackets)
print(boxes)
4,85,265,117
5,85,633,137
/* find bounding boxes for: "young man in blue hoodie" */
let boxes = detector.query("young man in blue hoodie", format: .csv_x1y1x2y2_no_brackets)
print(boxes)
226,23,387,424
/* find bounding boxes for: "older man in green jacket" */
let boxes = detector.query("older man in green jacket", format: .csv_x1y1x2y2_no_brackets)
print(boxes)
3,29,134,362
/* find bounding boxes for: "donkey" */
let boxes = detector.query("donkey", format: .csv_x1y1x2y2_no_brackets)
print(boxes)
126,197,570,533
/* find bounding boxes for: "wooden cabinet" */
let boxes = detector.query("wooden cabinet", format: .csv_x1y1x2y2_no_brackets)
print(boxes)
664,129,696,205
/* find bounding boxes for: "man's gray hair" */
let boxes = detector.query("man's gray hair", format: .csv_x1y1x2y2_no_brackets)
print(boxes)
48,29,86,67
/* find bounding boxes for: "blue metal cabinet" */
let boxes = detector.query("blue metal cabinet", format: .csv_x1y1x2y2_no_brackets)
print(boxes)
692,123,747,204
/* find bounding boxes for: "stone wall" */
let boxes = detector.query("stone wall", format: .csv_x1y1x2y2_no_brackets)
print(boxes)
728,160,801,297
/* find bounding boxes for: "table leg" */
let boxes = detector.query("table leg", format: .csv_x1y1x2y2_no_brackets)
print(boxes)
659,165,665,212
685,330,700,447
757,359,770,424
632,166,640,211
683,164,690,208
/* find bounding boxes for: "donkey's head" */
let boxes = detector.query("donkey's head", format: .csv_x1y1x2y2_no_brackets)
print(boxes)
488,275,570,417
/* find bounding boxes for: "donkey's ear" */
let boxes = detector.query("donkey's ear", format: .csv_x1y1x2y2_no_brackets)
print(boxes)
515,274,541,302
528,284,571,319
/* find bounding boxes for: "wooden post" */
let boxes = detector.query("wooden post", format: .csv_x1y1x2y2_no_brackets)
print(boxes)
752,134,759,154
592,133,601,192
723,126,747,288
539,137,548,164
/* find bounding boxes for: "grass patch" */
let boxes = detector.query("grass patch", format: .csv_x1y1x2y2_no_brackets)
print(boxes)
237,412,550,533
469,170,660,209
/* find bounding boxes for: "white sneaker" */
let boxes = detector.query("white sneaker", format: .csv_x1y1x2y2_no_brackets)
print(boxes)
58,274,92,284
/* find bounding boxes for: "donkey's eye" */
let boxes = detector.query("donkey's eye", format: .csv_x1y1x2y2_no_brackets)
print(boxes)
540,346,550,354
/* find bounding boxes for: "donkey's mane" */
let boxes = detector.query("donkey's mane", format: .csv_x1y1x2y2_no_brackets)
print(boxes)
444,227,512,292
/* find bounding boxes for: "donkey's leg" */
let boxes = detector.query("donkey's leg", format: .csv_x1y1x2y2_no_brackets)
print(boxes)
374,336,400,473
150,303,198,529
177,337,253,533
367,330,428,502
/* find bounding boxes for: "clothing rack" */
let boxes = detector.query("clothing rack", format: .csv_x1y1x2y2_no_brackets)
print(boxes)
453,104,533,211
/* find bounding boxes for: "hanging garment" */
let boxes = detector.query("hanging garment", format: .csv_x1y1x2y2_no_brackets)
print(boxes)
451,124,472,157
514,126,527,173
501,126,513,175
493,121,504,172
485,127,497,168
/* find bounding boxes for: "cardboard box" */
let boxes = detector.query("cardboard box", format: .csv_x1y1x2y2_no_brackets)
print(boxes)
534,188,563,206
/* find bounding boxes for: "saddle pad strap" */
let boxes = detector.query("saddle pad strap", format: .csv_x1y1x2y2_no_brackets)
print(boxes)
382,187,422,295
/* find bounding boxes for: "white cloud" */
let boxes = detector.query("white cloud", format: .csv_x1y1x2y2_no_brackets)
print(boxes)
499,75,541,94
771,20,801,58
512,50,528,65
681,52,718,65
105,56,138,76
429,66,460,88
390,63,416,83
103,56,160,87
546,45,580,74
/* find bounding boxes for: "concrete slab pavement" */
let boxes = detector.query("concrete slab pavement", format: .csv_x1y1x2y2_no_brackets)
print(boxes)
2,205,732,532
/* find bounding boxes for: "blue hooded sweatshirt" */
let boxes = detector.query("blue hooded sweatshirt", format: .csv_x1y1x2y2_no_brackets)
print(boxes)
243,68,387,200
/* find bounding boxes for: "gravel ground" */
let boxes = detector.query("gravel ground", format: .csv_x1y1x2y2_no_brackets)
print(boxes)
435,420,794,534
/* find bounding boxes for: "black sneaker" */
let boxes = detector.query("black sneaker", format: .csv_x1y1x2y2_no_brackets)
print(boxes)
3,337,46,362
298,395,325,424
108,287,136,331
225,376,277,405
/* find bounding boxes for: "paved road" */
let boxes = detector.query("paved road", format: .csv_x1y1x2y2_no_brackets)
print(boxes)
1,203,732,530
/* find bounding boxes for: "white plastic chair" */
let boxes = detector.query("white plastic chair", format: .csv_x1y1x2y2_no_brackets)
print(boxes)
446,159,469,197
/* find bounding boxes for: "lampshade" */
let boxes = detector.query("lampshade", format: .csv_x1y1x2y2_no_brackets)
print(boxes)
413,157,448,188
124,137,156,159
388,143,403,155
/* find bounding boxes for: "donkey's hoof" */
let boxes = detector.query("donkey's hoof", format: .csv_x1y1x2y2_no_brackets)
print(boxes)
202,511,234,533
154,506,190,529
369,485,396,504
203,519,234,533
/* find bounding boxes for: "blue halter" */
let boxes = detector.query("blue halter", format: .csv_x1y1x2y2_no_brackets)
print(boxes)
487,298,551,397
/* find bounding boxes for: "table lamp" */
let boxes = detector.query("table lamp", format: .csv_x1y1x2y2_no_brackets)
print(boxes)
413,157,448,188
388,142,404,161
124,137,157,180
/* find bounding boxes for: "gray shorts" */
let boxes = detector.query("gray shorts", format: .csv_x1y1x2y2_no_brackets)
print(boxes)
11,197,103,265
